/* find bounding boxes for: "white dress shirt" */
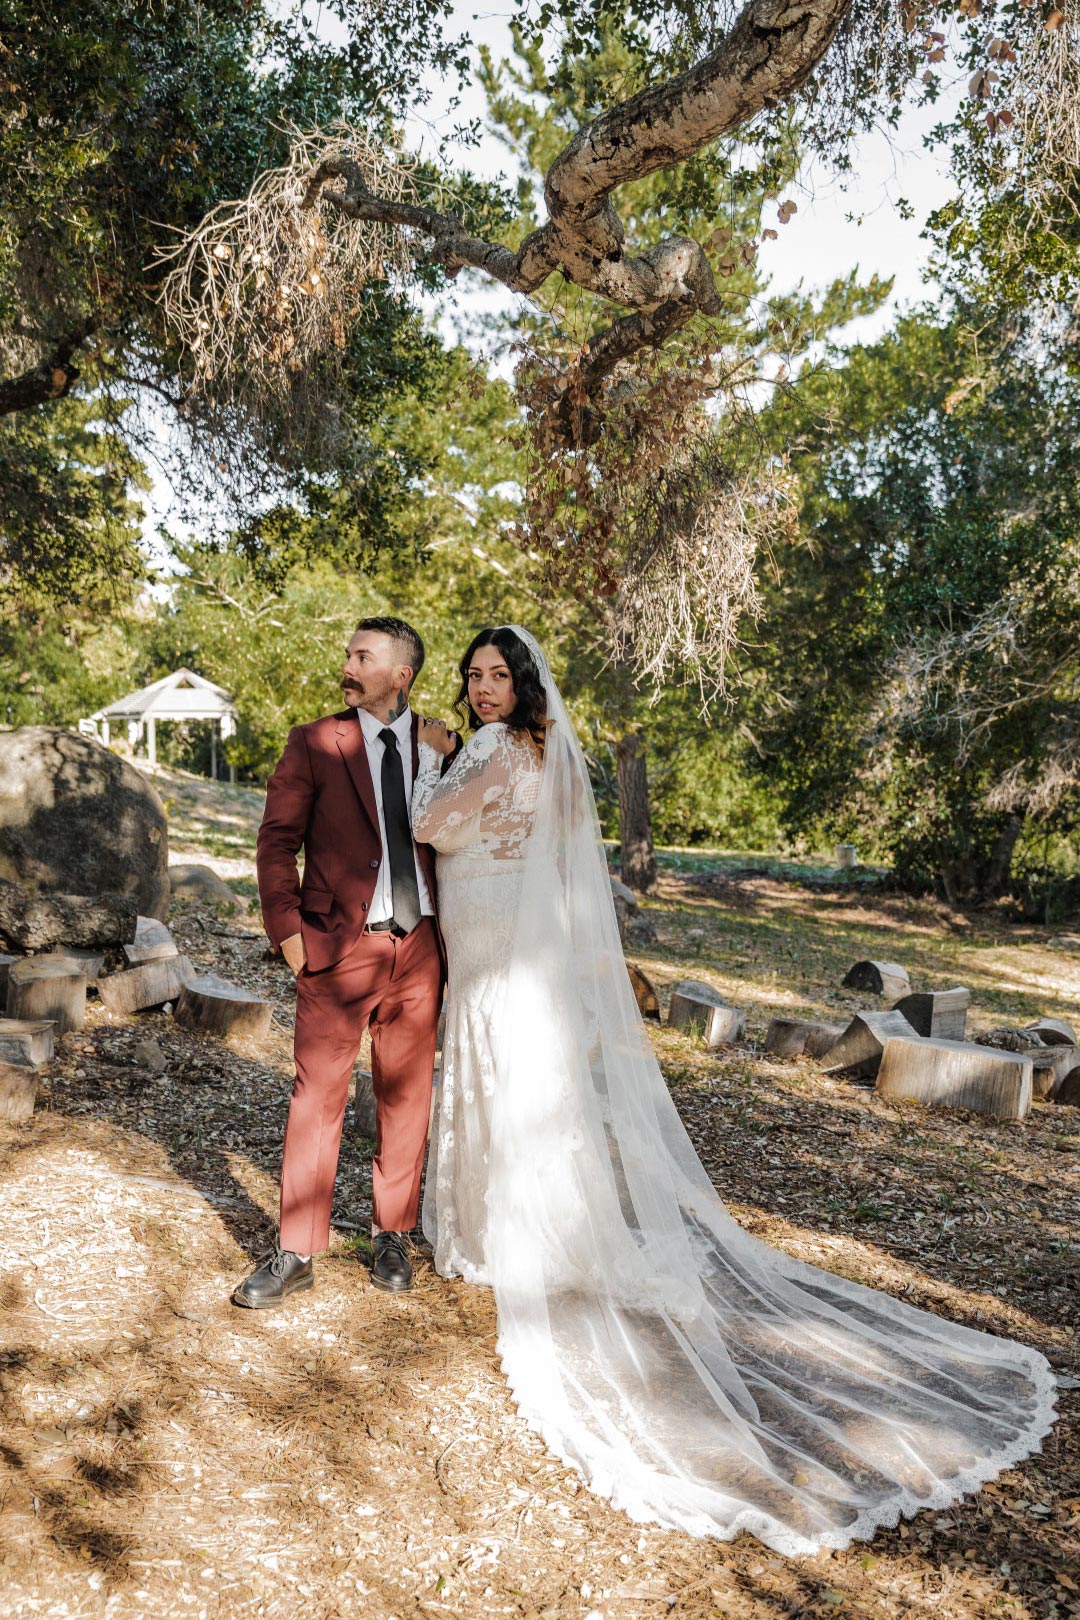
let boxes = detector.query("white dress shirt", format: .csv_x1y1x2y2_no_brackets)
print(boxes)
356,705,434,924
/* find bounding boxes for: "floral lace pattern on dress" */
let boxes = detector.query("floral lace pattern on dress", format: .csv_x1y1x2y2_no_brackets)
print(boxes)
413,724,543,1283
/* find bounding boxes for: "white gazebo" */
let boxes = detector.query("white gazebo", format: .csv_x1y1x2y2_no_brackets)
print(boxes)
82,668,238,781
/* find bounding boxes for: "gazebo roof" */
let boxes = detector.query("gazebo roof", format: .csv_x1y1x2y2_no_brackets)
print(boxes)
90,668,236,723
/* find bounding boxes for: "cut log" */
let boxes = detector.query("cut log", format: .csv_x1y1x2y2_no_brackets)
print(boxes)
6,955,87,1033
0,1059,38,1121
0,1017,55,1068
57,948,104,980
627,962,660,1020
765,1017,845,1060
841,960,912,999
892,987,970,1042
0,881,136,951
1056,1067,1080,1107
1031,1044,1080,1102
610,876,658,948
1021,1017,1078,1047
818,1010,920,1081
174,973,272,1043
875,1037,1032,1121
98,954,195,1016
123,916,180,967
352,1068,376,1137
976,1026,1046,1054
667,980,746,1046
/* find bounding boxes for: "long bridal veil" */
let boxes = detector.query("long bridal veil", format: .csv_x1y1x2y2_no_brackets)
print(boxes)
480,625,1056,1554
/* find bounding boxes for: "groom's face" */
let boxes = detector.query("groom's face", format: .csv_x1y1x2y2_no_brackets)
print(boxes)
341,630,413,720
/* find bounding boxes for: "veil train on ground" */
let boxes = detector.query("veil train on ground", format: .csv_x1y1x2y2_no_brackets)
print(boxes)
459,626,1057,1554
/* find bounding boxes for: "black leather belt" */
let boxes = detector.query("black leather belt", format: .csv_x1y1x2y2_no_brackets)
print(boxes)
365,919,407,937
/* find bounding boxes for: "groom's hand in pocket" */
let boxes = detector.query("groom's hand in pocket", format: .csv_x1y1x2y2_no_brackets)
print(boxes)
280,932,307,976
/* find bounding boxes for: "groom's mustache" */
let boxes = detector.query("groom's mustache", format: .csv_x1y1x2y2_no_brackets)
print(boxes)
341,678,363,692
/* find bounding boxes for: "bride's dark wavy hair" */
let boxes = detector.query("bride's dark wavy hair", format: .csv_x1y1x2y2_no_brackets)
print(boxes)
454,627,549,755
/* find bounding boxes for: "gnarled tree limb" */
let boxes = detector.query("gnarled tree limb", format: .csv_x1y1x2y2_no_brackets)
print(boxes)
0,322,97,417
299,0,851,414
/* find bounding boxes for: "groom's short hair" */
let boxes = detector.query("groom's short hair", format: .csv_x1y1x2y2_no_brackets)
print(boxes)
356,615,425,685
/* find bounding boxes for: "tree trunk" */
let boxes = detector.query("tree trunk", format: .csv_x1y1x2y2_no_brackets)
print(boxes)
616,731,656,893
983,811,1024,900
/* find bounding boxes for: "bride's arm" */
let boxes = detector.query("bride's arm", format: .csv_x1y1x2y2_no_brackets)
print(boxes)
412,724,512,850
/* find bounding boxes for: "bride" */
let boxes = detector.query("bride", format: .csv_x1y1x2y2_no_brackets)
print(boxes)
410,624,1057,1555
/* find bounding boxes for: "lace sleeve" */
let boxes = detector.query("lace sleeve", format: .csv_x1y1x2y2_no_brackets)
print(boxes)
412,723,535,855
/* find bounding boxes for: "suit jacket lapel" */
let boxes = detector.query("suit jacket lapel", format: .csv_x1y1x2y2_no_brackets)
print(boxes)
335,711,379,837
410,710,419,778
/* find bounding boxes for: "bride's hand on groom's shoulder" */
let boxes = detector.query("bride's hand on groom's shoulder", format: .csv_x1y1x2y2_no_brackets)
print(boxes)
418,716,460,756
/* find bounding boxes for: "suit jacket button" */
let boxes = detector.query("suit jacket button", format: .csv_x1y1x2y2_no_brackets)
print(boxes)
369,859,379,869
361,901,368,911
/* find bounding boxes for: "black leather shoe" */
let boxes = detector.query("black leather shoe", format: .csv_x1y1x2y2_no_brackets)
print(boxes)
371,1231,413,1293
231,1248,314,1309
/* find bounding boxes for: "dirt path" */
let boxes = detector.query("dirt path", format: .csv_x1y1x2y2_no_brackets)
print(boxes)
1,843,1078,1619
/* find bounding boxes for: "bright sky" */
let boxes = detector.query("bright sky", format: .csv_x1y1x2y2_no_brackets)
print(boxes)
140,2,961,547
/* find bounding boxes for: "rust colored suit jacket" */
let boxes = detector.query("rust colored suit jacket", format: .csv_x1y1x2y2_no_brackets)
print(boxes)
256,708,446,974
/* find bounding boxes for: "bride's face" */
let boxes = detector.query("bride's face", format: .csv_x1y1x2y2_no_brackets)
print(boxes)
468,645,516,723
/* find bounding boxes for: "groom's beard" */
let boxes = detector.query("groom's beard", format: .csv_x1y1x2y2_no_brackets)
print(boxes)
342,678,406,721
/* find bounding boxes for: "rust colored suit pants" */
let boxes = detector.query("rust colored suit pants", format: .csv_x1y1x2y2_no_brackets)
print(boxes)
279,918,442,1255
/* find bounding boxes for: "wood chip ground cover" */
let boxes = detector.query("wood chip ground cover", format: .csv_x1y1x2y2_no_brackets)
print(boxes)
1,779,1077,1618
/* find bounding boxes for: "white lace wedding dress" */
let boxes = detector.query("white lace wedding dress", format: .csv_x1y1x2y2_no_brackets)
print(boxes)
411,629,1057,1556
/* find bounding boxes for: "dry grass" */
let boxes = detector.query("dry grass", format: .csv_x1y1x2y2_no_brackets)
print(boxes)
1,853,1078,1620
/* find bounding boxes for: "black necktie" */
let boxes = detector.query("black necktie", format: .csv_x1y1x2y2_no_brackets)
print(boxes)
379,728,421,933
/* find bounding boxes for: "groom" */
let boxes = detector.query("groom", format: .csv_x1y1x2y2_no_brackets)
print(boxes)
234,615,455,1308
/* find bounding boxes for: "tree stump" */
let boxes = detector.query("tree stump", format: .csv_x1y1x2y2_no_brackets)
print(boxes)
765,1017,845,1060
174,973,272,1043
352,1068,377,1137
123,916,180,967
98,954,195,1015
6,955,88,1033
1056,1066,1080,1107
1032,1044,1080,1102
892,987,970,1041
0,1018,55,1068
0,1059,38,1121
626,962,660,1020
818,1010,919,1080
1022,1017,1078,1047
59,948,104,981
875,1037,1032,1121
610,876,658,948
667,980,746,1046
841,960,911,999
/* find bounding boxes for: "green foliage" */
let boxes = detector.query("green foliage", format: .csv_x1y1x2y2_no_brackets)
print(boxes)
0,0,476,606
0,396,148,612
749,300,1080,903
0,592,149,727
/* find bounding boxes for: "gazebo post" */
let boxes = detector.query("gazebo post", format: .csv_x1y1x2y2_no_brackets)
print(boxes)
147,715,157,768
210,724,218,781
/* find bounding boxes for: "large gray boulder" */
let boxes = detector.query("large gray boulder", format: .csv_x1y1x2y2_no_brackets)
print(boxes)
0,882,136,950
0,727,169,921
167,863,236,908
